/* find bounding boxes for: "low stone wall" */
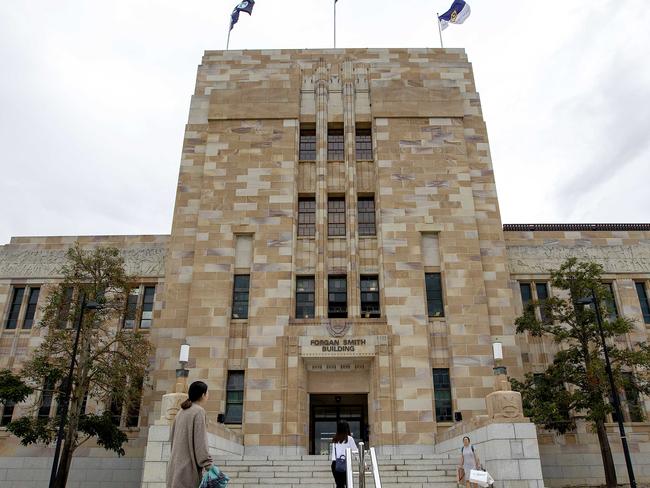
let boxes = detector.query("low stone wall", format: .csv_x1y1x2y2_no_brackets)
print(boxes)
538,422,650,487
140,422,243,488
435,421,544,488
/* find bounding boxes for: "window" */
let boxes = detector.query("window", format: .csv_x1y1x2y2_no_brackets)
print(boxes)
21,287,40,329
123,288,138,329
433,368,452,422
110,397,123,426
126,377,144,428
360,275,380,318
327,128,344,161
328,197,346,237
232,275,250,319
38,378,56,420
535,282,550,324
296,277,315,319
355,128,372,160
299,129,316,161
1,401,15,426
635,282,650,324
603,283,619,321
357,197,376,236
328,276,348,318
57,287,74,328
225,371,244,424
622,372,644,422
520,283,533,308
140,286,155,329
298,197,316,237
520,282,550,323
5,287,25,330
425,273,444,317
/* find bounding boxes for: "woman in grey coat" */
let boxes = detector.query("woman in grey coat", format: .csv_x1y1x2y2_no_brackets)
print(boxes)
167,381,213,488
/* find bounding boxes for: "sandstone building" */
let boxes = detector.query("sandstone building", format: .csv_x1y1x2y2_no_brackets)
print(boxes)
1,48,649,487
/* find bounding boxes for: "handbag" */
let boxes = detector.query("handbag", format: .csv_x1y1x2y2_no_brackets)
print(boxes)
199,465,229,488
335,454,347,473
457,466,465,482
469,468,493,488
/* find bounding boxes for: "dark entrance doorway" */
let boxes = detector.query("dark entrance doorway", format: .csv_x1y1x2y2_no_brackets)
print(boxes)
309,394,368,455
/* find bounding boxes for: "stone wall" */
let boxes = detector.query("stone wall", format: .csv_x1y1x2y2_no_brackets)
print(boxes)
435,421,544,488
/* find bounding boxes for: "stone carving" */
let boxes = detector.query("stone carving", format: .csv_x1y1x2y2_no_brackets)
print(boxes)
485,374,525,421
157,392,189,425
0,246,166,279
507,244,650,274
325,320,351,337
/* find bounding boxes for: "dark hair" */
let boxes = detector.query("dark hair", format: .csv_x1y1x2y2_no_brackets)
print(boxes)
332,421,351,444
463,436,471,443
180,381,208,409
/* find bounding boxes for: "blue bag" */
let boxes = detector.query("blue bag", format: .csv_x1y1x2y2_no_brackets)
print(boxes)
199,465,229,488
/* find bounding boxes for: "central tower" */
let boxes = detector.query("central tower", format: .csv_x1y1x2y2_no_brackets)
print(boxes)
150,48,521,454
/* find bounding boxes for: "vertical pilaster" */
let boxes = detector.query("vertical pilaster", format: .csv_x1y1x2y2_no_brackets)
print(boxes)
315,59,329,318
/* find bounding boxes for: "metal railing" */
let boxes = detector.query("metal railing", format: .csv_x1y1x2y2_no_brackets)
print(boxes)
342,442,382,488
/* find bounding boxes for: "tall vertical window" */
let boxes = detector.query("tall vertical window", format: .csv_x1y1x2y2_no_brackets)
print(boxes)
22,287,40,329
38,378,56,420
123,288,139,329
298,197,316,237
355,128,373,160
622,372,644,422
328,197,346,237
299,128,316,161
5,287,25,330
635,282,650,324
296,277,315,319
139,286,155,329
360,275,380,318
425,273,444,317
327,128,344,161
357,196,376,236
1,402,15,426
110,396,123,426
603,283,619,321
57,287,74,328
225,371,245,424
433,368,452,422
126,377,144,428
232,275,250,319
519,283,533,308
535,282,550,324
328,276,348,318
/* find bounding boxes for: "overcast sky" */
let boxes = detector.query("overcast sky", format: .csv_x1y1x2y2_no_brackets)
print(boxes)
1,0,648,245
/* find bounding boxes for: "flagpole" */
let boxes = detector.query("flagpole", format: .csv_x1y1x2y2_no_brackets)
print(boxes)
436,12,444,48
227,28,231,50
334,0,337,48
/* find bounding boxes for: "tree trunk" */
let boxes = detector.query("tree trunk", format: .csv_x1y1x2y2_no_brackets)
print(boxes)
53,440,74,488
595,418,617,487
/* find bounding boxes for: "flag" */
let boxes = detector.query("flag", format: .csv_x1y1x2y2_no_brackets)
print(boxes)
230,0,255,31
438,0,471,31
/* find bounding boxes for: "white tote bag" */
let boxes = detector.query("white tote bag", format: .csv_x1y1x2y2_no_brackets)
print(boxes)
469,469,492,487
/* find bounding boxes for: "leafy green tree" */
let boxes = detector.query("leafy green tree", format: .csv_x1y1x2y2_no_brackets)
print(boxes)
512,258,650,488
0,244,153,488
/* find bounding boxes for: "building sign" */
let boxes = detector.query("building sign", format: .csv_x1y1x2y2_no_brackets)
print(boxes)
299,336,377,357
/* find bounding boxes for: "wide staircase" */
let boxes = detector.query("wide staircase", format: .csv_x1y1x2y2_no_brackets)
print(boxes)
215,448,458,487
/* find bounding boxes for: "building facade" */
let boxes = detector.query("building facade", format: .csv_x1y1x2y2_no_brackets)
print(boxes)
1,49,649,486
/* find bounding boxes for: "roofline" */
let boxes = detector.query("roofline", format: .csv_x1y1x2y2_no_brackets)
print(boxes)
503,223,650,232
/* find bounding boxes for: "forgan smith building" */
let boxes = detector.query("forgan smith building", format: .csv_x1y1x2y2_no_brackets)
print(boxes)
1,48,650,488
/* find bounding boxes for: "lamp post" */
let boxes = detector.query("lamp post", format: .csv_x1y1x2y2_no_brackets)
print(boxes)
577,290,637,488
176,343,190,392
48,296,101,488
492,341,506,375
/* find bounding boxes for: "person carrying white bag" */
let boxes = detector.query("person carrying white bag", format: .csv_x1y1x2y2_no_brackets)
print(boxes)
457,436,494,488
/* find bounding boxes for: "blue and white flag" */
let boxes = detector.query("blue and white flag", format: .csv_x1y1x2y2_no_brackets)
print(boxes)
230,0,255,31
438,0,471,30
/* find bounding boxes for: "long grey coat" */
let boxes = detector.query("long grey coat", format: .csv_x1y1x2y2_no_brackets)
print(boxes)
167,403,213,488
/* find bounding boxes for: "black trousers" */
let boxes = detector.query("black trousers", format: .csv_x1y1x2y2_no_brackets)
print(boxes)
331,461,347,488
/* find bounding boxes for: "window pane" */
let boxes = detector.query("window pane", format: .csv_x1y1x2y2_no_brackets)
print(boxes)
38,378,56,420
604,283,619,321
296,276,315,319
22,287,40,329
139,286,155,329
299,129,316,161
328,197,346,237
425,273,444,317
327,129,344,161
433,368,452,422
635,282,650,324
123,288,139,329
110,397,123,426
357,197,376,236
622,373,644,422
5,287,25,330
57,287,74,329
355,129,372,160
1,401,15,426
328,276,348,318
520,283,533,307
298,197,316,237
126,378,143,427
535,282,550,324
225,371,245,424
360,275,380,318
232,275,250,319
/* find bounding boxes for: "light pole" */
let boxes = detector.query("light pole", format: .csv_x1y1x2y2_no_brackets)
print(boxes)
48,296,101,488
577,290,637,488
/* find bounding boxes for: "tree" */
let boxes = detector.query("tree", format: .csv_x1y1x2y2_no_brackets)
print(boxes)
511,258,650,488
0,244,153,488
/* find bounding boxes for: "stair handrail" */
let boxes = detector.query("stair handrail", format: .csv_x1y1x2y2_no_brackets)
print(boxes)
345,447,355,488
369,446,382,487
358,442,365,488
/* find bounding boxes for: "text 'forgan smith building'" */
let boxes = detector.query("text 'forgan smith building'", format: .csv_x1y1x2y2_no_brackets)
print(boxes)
1,48,650,487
